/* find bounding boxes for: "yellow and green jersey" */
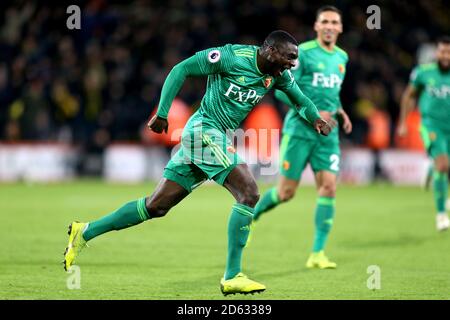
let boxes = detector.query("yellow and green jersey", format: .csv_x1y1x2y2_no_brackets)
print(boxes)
275,39,348,141
156,44,321,133
409,63,450,132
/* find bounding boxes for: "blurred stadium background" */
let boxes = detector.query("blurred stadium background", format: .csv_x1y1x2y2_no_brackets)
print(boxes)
0,0,448,184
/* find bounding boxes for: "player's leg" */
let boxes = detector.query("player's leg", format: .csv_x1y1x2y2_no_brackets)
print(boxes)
421,126,450,230
306,142,340,269
63,178,190,271
446,170,450,211
253,176,299,221
442,137,450,216
433,155,448,214
305,170,338,269
219,163,265,294
253,134,310,221
221,164,259,279
312,171,337,253
422,161,450,212
81,145,197,243
82,178,189,242
434,154,450,231
63,146,203,270
196,127,265,294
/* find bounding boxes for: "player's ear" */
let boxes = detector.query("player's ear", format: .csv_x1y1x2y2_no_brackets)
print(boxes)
337,21,343,34
313,21,320,33
265,45,276,61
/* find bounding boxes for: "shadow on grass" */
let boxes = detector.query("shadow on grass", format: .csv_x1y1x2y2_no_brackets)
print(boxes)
248,268,305,280
338,233,430,249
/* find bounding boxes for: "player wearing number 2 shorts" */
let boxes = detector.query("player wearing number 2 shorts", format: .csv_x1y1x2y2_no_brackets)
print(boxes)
252,6,353,270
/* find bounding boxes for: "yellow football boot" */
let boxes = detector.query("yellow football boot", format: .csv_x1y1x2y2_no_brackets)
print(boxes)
63,222,88,271
306,251,337,269
220,273,266,295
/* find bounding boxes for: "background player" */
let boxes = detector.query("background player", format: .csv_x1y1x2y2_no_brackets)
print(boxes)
398,36,450,231
63,30,332,295
252,6,352,269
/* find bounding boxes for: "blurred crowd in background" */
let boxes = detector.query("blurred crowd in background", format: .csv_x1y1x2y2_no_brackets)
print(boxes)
0,0,448,161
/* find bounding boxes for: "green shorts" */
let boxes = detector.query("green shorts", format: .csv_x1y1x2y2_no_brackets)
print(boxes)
163,120,244,193
279,134,340,181
420,124,450,159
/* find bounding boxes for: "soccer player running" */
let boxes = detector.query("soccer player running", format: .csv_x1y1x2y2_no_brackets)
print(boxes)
398,36,450,231
251,6,352,270
63,30,332,295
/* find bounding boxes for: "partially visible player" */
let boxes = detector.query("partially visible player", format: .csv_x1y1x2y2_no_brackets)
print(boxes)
399,36,450,231
63,30,332,295
251,6,351,269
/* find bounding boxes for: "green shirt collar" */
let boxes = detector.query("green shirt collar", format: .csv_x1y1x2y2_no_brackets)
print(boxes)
315,39,336,55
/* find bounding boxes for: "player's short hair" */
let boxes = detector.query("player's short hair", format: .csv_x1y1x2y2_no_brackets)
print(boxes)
263,30,298,49
437,36,450,45
316,5,342,20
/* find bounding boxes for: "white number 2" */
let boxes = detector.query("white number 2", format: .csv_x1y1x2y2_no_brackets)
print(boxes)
330,154,340,171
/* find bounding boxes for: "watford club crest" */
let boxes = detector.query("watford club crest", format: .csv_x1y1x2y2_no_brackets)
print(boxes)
263,77,272,88
338,64,345,74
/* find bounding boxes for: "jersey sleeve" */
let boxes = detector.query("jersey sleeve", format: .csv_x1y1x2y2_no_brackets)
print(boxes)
194,45,236,75
275,70,321,125
274,89,295,108
409,66,424,90
155,46,235,119
274,69,296,91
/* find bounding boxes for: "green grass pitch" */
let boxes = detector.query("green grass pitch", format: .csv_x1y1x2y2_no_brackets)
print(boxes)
1,180,449,299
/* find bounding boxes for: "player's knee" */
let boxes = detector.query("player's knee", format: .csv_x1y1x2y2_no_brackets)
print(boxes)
239,186,260,208
244,191,260,208
147,205,169,218
435,156,450,173
145,198,170,218
320,182,336,197
435,162,449,173
278,186,296,202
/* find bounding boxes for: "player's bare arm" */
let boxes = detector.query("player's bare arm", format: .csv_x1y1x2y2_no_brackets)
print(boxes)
398,84,418,136
336,108,352,134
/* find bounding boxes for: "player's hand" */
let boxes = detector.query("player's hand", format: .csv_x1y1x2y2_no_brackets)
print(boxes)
314,118,332,136
397,122,407,137
147,115,168,134
319,111,338,129
338,109,352,134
